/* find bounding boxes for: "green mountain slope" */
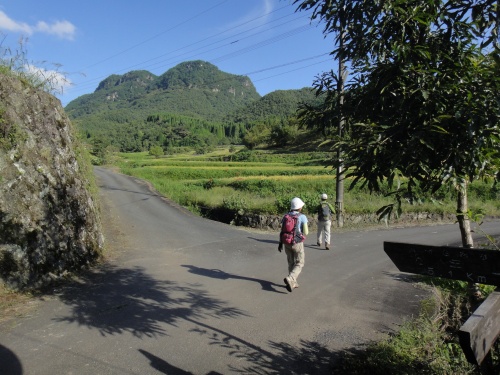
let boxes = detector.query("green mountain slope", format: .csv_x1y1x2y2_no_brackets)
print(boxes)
227,88,322,124
65,60,323,153
65,61,260,122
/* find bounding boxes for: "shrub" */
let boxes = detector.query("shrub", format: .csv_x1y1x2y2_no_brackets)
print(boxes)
149,145,164,158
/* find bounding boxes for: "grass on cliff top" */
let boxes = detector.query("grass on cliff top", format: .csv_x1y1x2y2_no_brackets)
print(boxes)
1,36,70,95
0,283,38,324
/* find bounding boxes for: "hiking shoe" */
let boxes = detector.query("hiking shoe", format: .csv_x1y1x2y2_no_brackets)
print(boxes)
284,277,293,293
325,243,330,250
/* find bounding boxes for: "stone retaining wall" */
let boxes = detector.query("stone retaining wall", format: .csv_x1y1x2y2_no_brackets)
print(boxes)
233,212,458,231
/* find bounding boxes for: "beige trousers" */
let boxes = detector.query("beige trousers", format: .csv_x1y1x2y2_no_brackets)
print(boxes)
317,219,331,244
284,241,304,285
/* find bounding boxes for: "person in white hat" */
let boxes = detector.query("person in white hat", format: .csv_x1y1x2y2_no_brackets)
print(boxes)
316,193,335,250
278,197,308,293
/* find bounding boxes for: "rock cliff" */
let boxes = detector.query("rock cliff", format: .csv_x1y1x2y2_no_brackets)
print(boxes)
0,74,103,288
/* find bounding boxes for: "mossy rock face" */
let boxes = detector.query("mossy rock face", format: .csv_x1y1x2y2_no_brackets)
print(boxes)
0,74,103,289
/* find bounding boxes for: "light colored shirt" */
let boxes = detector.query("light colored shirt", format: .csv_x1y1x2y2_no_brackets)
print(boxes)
288,210,309,236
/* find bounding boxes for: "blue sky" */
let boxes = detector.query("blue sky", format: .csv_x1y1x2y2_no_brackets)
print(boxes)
0,0,336,106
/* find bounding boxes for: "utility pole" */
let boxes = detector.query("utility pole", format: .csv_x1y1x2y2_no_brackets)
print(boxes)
336,9,346,227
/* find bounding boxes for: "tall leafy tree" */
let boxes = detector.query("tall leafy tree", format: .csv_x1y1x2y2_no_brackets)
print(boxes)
295,0,500,248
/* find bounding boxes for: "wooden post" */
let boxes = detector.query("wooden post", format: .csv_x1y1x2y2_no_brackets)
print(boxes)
383,241,500,368
383,242,500,287
459,291,500,367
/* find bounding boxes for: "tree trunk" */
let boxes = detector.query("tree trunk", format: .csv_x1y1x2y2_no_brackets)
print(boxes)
457,180,474,248
457,181,481,298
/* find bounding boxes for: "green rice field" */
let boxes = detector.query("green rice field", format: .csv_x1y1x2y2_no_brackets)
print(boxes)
110,147,500,221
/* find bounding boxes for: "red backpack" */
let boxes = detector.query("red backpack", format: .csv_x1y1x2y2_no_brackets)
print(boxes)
280,213,305,245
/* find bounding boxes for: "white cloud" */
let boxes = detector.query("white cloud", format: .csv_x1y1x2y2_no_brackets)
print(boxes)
0,10,32,34
0,10,76,40
35,20,76,40
24,64,73,95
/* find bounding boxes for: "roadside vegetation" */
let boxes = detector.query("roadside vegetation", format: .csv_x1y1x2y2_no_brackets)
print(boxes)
109,147,500,225
334,277,500,375
0,284,37,324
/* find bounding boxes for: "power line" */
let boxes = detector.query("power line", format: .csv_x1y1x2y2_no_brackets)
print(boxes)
70,11,309,94
251,58,332,83
241,53,330,76
82,0,230,70
209,24,313,64
136,14,308,73
69,3,301,94
64,3,331,100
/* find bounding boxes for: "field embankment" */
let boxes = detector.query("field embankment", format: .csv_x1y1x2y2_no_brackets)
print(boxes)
109,148,500,230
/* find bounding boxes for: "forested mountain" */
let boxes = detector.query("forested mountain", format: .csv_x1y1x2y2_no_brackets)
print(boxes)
65,60,322,153
227,88,323,124
66,61,259,122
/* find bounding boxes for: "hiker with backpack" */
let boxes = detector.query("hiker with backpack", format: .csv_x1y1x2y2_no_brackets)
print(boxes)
278,197,309,293
316,193,335,250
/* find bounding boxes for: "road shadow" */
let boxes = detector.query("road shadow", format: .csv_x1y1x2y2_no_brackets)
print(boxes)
99,184,159,208
53,263,248,338
247,237,278,245
383,271,421,284
139,317,341,374
138,349,223,375
99,184,160,197
0,344,23,375
191,318,339,373
247,237,330,252
305,243,332,251
51,262,343,373
181,265,287,294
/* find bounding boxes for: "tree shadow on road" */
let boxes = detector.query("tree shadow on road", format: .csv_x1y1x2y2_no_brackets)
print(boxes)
51,263,343,373
98,184,160,197
383,271,421,284
139,316,342,374
39,234,435,374
189,316,340,373
53,263,249,338
133,309,345,374
181,265,287,294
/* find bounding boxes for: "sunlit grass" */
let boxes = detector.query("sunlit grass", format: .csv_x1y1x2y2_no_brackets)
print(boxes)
112,148,500,218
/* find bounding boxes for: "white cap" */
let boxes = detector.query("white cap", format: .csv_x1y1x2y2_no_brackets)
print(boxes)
290,197,305,210
321,193,328,200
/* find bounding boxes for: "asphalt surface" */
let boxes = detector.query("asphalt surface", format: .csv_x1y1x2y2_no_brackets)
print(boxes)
1,166,499,374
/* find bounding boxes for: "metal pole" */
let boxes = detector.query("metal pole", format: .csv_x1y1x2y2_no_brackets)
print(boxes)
336,10,346,227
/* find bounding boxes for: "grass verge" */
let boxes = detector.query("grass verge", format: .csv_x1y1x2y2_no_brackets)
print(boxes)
111,148,500,219
0,283,38,324
335,280,500,375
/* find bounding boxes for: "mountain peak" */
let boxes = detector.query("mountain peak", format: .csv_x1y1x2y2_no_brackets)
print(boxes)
95,70,156,92
155,60,253,93
66,61,261,122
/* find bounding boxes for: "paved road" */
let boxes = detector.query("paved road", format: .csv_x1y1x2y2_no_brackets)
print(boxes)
1,167,499,374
